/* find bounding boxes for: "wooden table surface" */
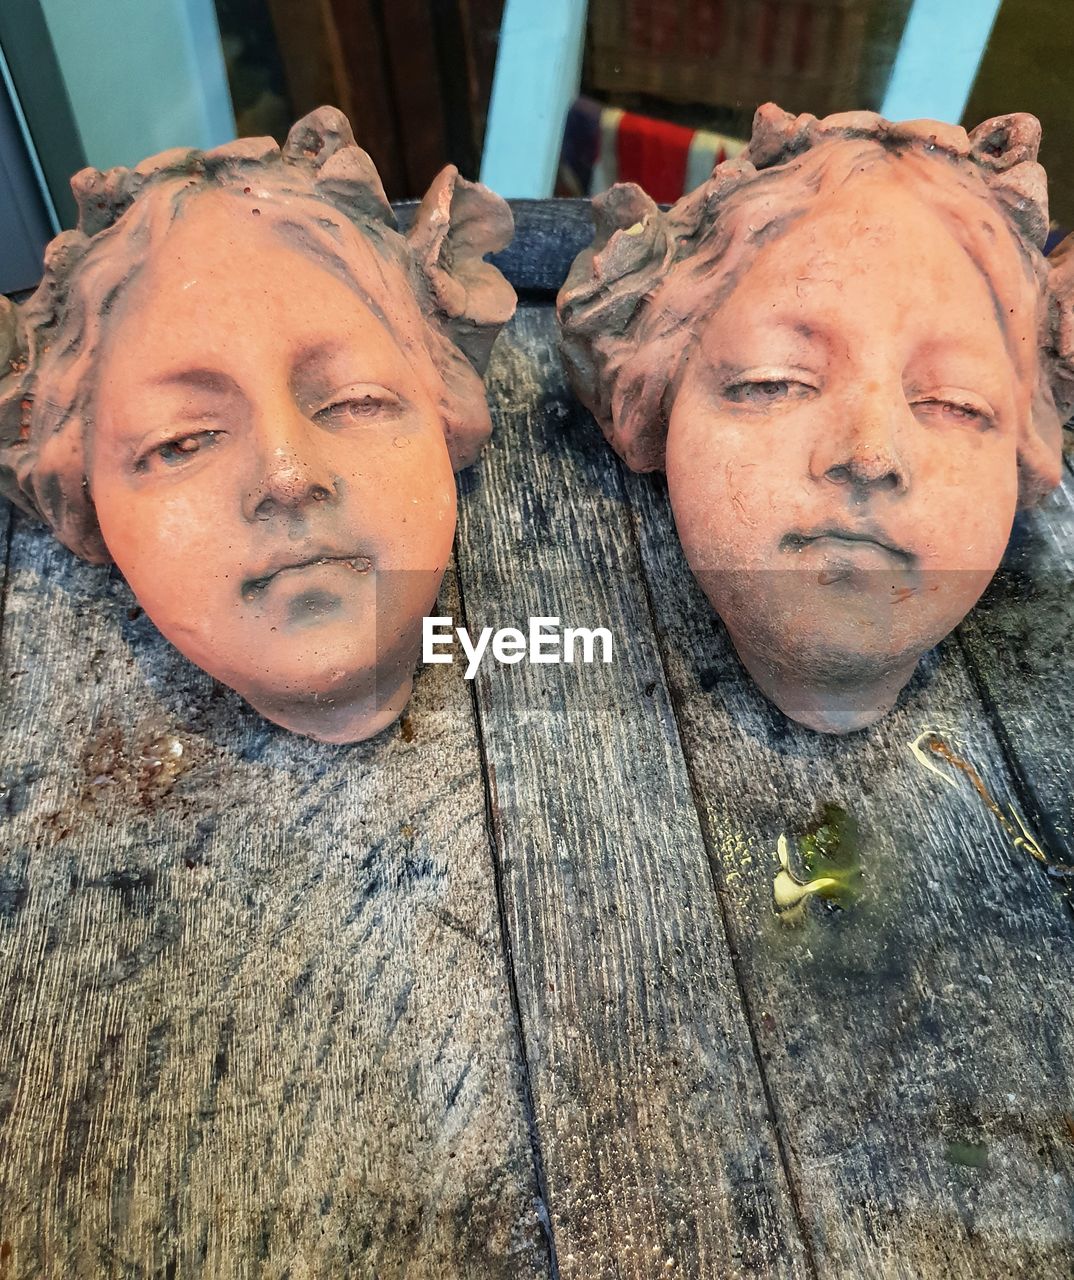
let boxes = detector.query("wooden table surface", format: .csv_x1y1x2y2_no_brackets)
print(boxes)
1,202,1071,1280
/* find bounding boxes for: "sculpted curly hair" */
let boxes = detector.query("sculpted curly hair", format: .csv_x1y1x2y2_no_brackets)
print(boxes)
0,107,515,563
558,103,1074,505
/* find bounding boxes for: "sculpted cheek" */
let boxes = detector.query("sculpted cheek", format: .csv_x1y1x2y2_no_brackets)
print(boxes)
100,492,211,579
718,459,771,533
916,439,1017,566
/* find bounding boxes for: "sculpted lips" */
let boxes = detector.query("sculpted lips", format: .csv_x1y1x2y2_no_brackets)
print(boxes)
241,552,373,601
780,525,915,566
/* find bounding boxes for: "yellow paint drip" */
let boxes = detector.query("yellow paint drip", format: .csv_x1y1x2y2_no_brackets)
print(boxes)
773,833,847,917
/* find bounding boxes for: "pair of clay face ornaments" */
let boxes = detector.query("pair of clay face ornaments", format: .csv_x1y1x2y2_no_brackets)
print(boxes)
2,105,1072,742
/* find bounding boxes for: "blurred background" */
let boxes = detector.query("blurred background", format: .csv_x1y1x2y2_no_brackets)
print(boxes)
1,0,1071,291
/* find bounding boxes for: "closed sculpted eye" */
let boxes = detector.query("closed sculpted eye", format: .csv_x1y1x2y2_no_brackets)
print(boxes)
313,384,404,427
136,429,223,472
721,369,818,407
910,389,996,430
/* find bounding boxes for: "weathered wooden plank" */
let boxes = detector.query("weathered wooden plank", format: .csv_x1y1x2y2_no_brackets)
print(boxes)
395,199,595,294
625,466,1074,1278
956,469,1074,869
458,0,507,168
379,0,451,194
0,512,550,1278
325,0,406,196
486,201,595,294
454,305,812,1278
0,501,11,651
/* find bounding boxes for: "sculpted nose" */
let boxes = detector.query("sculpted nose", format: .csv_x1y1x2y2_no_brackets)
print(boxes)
254,457,334,518
812,394,910,496
825,448,904,493
242,415,338,522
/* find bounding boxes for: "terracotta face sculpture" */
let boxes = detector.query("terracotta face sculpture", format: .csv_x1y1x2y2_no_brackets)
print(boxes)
0,109,515,742
559,105,1074,733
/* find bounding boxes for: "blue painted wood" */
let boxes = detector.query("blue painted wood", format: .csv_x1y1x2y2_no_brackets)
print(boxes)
0,50,55,292
479,0,586,198
36,0,235,170
881,0,1003,124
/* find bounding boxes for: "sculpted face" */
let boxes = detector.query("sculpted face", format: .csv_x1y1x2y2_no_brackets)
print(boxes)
559,106,1068,733
665,172,1033,731
90,192,457,742
0,108,513,742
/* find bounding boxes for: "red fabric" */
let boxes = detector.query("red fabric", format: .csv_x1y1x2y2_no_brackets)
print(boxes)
615,110,694,205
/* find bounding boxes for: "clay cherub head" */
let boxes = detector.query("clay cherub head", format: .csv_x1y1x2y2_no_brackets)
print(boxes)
559,104,1074,732
0,108,514,743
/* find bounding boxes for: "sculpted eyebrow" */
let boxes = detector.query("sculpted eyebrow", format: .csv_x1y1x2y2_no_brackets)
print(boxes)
151,368,239,395
291,338,349,375
697,319,829,377
759,317,833,348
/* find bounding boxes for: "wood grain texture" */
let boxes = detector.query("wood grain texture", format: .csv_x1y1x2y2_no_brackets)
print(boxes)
264,0,344,124
0,501,11,649
456,0,506,168
0,515,549,1278
957,470,1074,869
487,202,595,295
3,205,1071,1280
325,0,406,197
394,200,596,295
379,0,450,194
624,465,1074,1279
454,305,812,1279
